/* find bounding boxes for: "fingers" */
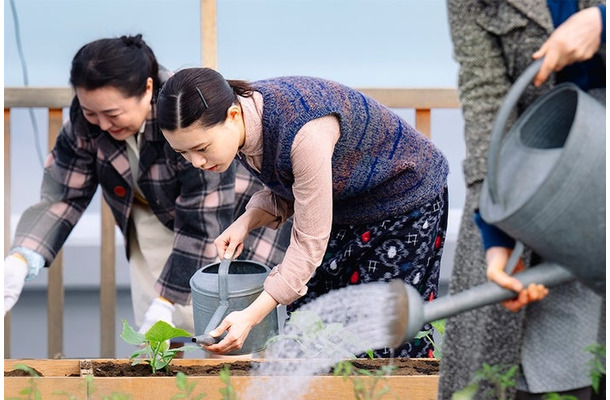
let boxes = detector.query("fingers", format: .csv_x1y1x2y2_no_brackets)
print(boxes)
501,283,549,312
214,236,244,260
4,294,18,315
532,6,602,86
486,247,523,292
203,313,251,354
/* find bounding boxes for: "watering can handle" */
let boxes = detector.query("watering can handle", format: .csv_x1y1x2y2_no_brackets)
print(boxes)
487,58,544,203
194,257,233,346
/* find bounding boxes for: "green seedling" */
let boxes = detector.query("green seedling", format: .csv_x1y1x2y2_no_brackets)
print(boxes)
452,363,518,400
584,343,605,394
172,371,207,400
265,310,373,360
541,394,578,400
6,364,41,400
414,319,445,359
219,365,237,400
334,360,399,400
120,319,196,373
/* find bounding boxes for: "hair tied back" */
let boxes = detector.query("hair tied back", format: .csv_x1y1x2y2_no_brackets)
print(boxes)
121,34,144,48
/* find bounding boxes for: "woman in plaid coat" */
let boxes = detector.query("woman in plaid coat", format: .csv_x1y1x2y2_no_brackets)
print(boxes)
3,35,290,345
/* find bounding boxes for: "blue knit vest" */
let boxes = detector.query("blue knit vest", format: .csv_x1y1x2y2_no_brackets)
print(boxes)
240,76,449,225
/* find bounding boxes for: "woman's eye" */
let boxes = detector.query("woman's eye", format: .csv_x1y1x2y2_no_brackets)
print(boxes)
197,147,208,153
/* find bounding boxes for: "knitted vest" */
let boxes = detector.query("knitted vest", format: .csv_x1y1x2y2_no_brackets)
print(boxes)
242,76,449,225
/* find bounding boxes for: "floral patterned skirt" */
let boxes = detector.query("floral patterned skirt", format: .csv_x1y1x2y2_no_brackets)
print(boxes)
288,188,448,358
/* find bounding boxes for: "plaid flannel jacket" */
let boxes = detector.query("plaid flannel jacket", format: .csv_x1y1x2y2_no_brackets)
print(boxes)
12,97,291,305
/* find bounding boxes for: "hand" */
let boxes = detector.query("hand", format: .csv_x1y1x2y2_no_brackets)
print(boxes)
138,297,175,334
486,247,549,312
202,290,278,354
532,7,603,86
214,220,249,260
202,309,257,354
4,255,29,316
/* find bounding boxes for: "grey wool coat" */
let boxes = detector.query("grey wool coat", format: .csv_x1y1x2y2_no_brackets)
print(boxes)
439,0,605,398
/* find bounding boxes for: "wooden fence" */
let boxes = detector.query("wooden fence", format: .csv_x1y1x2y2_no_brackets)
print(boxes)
4,86,459,358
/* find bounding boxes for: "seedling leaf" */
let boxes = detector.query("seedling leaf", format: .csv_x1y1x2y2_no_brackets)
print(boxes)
120,319,146,345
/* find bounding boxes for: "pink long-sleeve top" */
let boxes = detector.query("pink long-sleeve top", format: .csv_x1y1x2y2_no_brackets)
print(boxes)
238,92,340,305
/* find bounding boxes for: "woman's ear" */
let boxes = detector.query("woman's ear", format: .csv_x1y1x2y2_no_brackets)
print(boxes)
144,77,154,102
227,104,242,122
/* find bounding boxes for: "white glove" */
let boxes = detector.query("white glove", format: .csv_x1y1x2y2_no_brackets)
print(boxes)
4,255,28,316
138,297,175,334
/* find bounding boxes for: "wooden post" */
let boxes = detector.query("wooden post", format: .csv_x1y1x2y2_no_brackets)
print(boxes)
200,0,218,69
47,108,64,358
100,200,116,357
415,109,432,138
4,110,12,358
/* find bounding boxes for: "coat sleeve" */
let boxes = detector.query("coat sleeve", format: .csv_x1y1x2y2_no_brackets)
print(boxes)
11,116,99,267
155,159,236,304
447,0,513,186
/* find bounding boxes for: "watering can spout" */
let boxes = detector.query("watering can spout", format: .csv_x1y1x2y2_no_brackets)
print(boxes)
191,334,219,346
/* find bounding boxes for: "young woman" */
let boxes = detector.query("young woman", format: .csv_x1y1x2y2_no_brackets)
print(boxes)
157,68,450,357
3,35,290,347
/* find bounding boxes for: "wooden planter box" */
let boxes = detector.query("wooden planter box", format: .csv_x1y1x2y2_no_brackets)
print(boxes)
5,358,439,399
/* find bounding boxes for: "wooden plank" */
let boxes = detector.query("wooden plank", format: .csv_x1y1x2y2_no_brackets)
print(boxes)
47,109,64,358
100,199,116,358
416,108,432,138
4,109,11,359
357,88,459,109
4,87,73,108
4,87,459,110
200,0,218,69
4,377,88,398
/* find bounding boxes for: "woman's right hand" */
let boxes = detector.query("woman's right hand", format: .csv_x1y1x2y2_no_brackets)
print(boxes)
486,246,548,312
214,219,249,260
532,6,603,86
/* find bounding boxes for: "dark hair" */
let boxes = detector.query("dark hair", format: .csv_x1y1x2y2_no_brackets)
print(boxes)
70,34,160,99
157,67,255,131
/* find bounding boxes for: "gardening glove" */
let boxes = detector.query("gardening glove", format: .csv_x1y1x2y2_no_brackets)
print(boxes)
4,254,28,315
138,297,175,334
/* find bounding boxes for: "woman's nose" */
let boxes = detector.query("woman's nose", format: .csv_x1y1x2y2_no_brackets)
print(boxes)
98,115,113,131
190,152,207,169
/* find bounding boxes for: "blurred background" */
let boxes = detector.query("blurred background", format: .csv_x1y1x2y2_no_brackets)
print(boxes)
4,0,465,359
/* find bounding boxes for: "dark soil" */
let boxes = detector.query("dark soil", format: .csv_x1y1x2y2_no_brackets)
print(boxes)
89,358,439,377
4,358,439,378
5,367,43,377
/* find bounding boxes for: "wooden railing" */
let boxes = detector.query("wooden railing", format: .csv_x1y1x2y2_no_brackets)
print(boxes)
3,86,459,358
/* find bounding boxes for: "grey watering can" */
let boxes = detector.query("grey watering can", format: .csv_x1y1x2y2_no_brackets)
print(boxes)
189,258,279,355
479,58,606,294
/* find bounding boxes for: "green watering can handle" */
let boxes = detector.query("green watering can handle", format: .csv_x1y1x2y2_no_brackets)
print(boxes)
487,58,544,204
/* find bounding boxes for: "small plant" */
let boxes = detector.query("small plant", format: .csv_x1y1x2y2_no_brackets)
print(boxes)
53,374,134,400
265,310,373,360
334,360,398,400
541,394,578,400
414,319,445,359
6,364,41,400
451,363,518,400
219,365,237,400
120,319,195,373
584,343,606,394
172,372,207,400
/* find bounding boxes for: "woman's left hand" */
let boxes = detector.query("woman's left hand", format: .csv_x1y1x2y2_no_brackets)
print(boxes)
203,310,256,354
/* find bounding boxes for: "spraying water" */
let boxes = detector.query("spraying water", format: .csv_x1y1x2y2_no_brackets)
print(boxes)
242,281,404,400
